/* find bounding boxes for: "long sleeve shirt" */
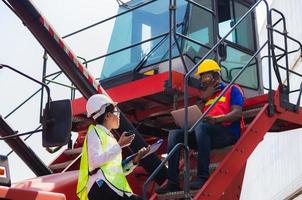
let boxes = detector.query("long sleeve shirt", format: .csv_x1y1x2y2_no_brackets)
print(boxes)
86,124,136,196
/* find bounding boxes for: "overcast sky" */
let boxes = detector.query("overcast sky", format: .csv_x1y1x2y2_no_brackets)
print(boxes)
0,0,118,182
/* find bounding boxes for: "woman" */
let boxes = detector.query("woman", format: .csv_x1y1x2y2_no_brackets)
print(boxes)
77,94,150,200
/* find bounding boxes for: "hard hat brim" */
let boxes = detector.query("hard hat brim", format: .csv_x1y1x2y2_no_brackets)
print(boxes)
87,102,118,118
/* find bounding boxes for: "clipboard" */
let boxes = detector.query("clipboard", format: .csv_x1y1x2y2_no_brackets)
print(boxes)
126,139,164,161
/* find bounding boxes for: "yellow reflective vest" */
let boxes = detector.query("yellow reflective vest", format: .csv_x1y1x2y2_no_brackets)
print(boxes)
76,124,132,200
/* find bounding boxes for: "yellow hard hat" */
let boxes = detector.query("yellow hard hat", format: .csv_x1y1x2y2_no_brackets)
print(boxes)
194,59,221,76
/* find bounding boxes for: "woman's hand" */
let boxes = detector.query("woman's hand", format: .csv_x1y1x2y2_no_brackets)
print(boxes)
133,146,151,165
118,132,135,148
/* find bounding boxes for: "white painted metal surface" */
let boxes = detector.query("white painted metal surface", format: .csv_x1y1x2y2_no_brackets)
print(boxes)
241,0,302,199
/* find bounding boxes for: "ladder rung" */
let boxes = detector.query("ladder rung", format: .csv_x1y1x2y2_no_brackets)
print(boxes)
157,189,199,200
243,107,262,119
63,147,82,156
179,162,219,179
49,160,73,171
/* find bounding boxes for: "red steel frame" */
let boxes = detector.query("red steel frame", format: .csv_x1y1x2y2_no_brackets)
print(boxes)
52,70,302,200
2,0,302,199
193,89,302,199
71,71,200,116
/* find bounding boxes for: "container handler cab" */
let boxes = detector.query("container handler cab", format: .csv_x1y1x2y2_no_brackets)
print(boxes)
0,0,302,199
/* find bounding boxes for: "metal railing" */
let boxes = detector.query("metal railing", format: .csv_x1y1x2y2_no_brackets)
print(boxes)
3,0,302,198
145,1,302,199
142,0,288,199
143,143,189,200
260,9,302,93
268,8,302,111
0,0,194,185
1,0,214,157
143,1,271,199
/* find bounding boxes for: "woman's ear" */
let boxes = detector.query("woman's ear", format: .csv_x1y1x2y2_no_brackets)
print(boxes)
104,112,111,120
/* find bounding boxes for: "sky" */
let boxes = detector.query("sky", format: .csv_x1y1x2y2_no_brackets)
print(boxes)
0,0,118,182
0,0,300,186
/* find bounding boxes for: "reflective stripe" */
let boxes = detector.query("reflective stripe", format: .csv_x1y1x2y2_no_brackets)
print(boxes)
202,84,243,127
76,135,89,200
77,125,132,200
205,96,226,106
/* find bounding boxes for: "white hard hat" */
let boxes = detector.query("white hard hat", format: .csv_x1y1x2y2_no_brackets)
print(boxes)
86,94,116,119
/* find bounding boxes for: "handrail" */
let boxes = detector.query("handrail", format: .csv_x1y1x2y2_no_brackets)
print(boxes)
0,64,51,114
83,32,168,65
181,0,270,196
260,12,302,92
3,0,216,164
134,33,170,72
62,0,215,40
272,18,282,28
62,0,159,39
143,143,189,200
171,0,217,86
141,1,271,198
272,29,302,56
262,48,301,63
52,0,216,86
270,9,290,89
269,9,302,63
184,0,270,128
66,0,216,81
176,33,212,51
4,72,62,119
189,42,268,133
269,8,302,108
185,0,215,16
41,0,217,87
6,124,42,157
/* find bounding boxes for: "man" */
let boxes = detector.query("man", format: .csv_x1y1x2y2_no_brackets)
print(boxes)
156,59,244,193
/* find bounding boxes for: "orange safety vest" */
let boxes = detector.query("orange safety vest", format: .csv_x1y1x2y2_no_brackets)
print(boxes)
202,84,244,129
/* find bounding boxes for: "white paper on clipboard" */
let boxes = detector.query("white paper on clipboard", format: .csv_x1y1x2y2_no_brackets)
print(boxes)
126,139,164,160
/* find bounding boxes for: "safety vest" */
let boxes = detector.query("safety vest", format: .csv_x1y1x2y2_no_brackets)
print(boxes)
76,125,132,200
202,84,244,127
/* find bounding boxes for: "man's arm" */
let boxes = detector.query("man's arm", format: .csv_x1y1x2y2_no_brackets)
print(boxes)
213,105,242,124
204,85,244,125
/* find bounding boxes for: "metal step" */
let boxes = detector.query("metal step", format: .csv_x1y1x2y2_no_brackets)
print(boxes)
48,148,82,172
49,160,73,171
191,146,232,159
156,163,220,200
179,162,219,180
63,147,82,156
242,107,262,119
157,189,199,200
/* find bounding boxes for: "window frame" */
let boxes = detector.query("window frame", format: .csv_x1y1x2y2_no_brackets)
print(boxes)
216,0,258,52
219,41,260,90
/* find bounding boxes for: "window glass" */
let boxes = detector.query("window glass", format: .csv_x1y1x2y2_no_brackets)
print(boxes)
186,0,213,45
234,1,254,50
221,46,258,89
182,0,214,60
218,0,255,50
101,0,188,80
101,36,165,79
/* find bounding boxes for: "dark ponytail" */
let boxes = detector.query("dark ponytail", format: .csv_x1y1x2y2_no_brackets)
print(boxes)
95,104,115,125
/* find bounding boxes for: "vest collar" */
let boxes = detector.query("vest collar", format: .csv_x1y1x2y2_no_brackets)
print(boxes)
96,124,114,138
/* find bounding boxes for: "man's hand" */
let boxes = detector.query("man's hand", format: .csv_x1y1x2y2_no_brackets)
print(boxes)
118,132,135,148
203,115,224,125
203,80,221,99
133,146,151,165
